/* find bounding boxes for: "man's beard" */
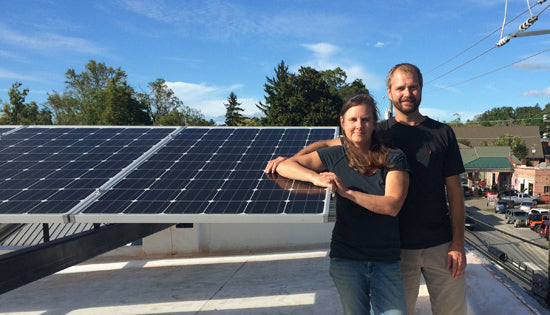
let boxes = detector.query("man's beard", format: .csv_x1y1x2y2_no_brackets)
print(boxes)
393,96,421,115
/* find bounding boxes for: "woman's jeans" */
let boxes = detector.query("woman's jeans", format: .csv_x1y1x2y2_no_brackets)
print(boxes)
330,257,407,315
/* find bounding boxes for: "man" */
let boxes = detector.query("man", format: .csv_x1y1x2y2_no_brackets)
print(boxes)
265,63,467,314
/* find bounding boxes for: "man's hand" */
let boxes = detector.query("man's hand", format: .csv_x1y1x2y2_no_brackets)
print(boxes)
447,242,467,279
264,156,288,174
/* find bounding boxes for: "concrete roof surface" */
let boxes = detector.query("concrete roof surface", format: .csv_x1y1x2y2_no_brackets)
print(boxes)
0,249,548,315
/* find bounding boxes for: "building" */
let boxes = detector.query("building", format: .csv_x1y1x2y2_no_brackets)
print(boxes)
513,157,550,200
460,146,517,192
453,125,544,160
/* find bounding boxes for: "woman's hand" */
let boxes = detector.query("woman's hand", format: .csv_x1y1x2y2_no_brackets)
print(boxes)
326,173,352,198
311,172,337,190
315,172,351,198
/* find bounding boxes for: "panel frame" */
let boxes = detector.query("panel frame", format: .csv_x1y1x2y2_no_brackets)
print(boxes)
72,126,338,224
0,125,179,223
0,126,339,224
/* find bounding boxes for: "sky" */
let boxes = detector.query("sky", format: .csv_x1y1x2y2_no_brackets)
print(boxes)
1,0,550,125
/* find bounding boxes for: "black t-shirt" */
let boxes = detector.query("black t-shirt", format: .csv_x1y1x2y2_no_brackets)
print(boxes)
317,146,410,261
377,117,465,249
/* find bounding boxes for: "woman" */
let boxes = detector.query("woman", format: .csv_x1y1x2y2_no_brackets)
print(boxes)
276,93,410,315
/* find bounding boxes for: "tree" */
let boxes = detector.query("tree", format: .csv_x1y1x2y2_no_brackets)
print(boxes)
257,61,295,125
258,61,370,126
335,78,369,103
155,107,215,126
472,106,515,126
488,134,528,159
51,60,151,125
320,67,370,102
146,78,184,124
46,91,82,124
1,82,52,125
448,113,462,126
224,92,245,126
289,66,340,126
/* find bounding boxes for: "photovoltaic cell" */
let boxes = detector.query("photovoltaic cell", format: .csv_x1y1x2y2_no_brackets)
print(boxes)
0,126,175,219
79,127,337,222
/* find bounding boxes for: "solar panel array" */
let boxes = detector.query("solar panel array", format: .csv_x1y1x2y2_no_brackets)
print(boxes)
0,126,337,224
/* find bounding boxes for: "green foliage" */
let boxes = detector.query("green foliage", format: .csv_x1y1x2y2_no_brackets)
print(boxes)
469,104,550,131
46,60,151,125
488,134,528,159
41,60,212,126
457,138,471,147
224,92,245,126
145,78,184,124
155,107,215,126
257,61,369,126
46,91,81,124
1,82,52,125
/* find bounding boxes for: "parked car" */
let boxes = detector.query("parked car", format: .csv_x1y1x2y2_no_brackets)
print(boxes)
519,201,534,212
465,217,475,230
485,191,498,198
505,209,527,224
529,208,548,215
539,220,549,239
501,193,539,206
495,199,513,213
498,190,517,198
511,211,529,228
528,214,549,231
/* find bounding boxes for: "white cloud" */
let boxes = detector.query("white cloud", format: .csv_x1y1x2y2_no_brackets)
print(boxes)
514,62,550,70
165,81,260,121
521,87,550,97
0,50,29,63
301,43,340,59
0,68,39,81
299,42,384,90
0,25,106,55
374,42,385,47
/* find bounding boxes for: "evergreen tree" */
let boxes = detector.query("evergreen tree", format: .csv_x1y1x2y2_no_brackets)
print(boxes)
258,61,369,126
257,60,295,125
224,92,245,126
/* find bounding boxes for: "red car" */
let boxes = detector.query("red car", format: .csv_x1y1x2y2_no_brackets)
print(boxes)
539,220,549,240
485,191,498,198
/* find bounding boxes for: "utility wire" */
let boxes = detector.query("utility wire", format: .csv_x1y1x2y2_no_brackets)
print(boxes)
426,0,548,80
426,3,536,75
426,47,550,93
425,46,497,85
500,0,509,40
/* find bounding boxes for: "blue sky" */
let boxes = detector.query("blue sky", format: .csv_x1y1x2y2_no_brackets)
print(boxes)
1,0,549,124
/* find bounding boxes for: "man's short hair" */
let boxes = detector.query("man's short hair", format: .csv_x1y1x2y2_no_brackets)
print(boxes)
386,63,423,89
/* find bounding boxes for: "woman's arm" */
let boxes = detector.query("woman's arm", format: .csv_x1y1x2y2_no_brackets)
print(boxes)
276,152,335,189
331,169,409,217
264,138,341,174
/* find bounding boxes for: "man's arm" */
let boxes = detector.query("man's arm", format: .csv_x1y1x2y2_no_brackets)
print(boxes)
264,138,340,173
445,174,467,279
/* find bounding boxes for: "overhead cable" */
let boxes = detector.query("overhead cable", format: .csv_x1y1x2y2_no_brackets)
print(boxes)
497,3,550,46
426,2,539,75
426,48,550,93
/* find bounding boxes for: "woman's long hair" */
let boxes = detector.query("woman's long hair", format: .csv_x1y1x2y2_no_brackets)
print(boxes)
341,93,390,175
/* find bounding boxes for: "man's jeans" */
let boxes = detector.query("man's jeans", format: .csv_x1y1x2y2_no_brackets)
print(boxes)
330,258,407,315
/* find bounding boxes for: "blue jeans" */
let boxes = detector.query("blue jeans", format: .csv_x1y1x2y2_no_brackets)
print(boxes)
330,258,407,315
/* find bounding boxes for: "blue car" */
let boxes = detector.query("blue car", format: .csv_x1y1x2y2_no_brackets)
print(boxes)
495,199,512,213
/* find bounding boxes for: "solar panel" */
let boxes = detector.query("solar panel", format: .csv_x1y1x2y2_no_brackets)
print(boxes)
0,126,176,223
74,127,337,223
0,126,17,135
